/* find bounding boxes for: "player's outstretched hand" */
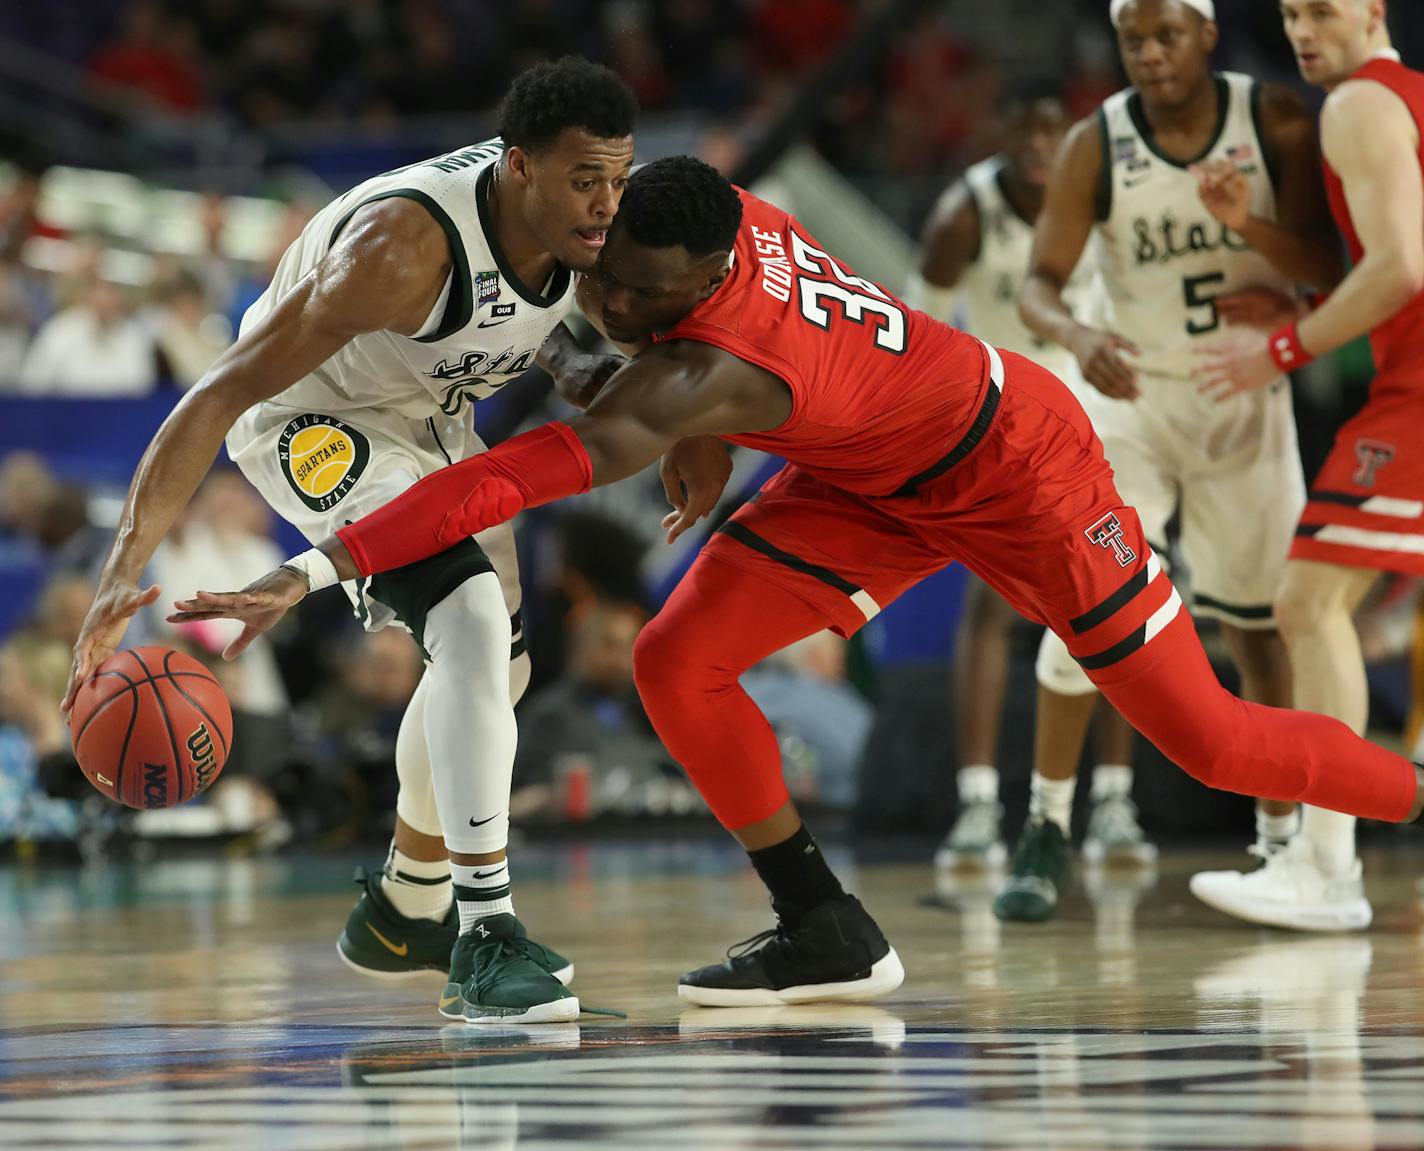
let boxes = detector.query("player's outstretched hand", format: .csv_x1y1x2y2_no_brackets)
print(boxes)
660,435,733,544
1191,158,1252,233
1217,288,1303,331
167,567,309,661
1069,328,1141,400
1197,334,1279,403
62,578,163,719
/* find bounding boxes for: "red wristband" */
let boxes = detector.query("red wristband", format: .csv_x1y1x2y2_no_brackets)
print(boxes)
1268,322,1314,372
337,422,593,576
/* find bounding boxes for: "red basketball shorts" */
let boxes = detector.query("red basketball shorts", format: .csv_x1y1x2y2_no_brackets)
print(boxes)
1293,372,1424,575
702,350,1190,688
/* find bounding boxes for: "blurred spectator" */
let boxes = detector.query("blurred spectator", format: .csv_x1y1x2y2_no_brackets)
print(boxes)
525,509,650,694
753,0,854,78
0,453,108,570
0,257,32,382
515,603,670,816
742,629,873,809
306,628,423,784
18,275,157,397
87,0,205,116
150,467,288,715
148,265,231,388
602,3,672,110
0,154,65,261
0,641,78,842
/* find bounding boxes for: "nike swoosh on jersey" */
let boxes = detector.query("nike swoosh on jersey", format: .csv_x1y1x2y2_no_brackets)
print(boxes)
469,813,500,827
477,317,511,328
366,924,409,957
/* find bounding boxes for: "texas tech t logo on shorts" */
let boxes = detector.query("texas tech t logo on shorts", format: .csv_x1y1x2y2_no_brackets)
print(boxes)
1352,439,1395,488
278,414,370,512
1084,512,1137,568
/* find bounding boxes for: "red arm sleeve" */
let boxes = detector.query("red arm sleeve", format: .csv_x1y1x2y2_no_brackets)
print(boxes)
336,421,593,576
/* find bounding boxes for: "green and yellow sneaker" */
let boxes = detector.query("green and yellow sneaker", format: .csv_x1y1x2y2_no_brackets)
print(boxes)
337,868,459,979
440,914,580,1024
993,819,1071,924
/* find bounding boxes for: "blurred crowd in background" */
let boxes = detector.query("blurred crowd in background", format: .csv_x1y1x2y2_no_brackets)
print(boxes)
3,0,1424,855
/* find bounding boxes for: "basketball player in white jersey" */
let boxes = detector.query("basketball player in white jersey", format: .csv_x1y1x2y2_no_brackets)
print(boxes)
907,94,1141,873
1009,0,1345,923
62,58,638,1023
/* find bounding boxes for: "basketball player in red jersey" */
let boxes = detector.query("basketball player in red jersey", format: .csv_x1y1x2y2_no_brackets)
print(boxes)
1191,0,1424,930
175,157,1424,1005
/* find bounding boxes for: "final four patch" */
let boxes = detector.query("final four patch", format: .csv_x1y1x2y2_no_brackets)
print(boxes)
278,414,370,512
476,270,500,305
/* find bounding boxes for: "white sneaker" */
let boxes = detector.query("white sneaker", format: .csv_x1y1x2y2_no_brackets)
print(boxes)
1189,836,1372,932
934,800,1006,870
1082,794,1158,865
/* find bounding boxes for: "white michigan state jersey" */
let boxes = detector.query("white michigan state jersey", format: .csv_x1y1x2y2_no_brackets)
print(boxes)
952,157,1097,381
1095,73,1292,379
237,138,574,421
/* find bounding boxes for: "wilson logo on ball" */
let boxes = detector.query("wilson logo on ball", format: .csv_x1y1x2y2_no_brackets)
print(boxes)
188,723,219,793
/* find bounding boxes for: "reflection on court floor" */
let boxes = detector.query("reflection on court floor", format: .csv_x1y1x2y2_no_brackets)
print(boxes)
1,845,1423,1149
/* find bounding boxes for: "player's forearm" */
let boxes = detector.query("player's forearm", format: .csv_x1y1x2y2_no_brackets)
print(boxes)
102,386,246,584
335,422,594,577
1237,215,1344,292
1018,274,1083,349
1299,252,1424,358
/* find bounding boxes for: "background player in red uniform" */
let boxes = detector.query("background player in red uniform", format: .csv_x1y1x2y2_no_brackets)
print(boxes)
174,157,1424,1006
1194,0,1424,930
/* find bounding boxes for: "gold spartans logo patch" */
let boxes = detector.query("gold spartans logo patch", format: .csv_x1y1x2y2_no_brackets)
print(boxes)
278,414,370,512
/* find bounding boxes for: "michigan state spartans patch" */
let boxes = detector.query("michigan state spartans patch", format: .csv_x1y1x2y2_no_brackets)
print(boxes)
277,414,370,512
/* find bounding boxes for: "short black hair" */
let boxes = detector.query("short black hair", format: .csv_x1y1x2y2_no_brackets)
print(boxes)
618,156,743,257
1002,79,1066,115
498,57,637,152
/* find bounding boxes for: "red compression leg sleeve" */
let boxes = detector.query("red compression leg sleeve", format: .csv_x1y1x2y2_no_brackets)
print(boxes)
338,422,592,576
1094,611,1418,822
634,552,836,830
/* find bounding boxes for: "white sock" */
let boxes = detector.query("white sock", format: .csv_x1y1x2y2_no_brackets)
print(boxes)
958,764,999,805
1256,806,1301,844
1030,772,1076,832
1301,805,1357,877
381,845,451,921
452,859,514,934
422,574,517,856
1090,764,1133,802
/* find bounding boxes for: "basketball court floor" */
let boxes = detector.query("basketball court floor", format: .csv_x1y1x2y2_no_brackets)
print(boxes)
3,840,1424,1150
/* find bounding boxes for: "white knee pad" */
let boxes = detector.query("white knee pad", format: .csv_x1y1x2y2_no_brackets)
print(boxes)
394,673,442,838
1035,628,1099,697
423,572,517,855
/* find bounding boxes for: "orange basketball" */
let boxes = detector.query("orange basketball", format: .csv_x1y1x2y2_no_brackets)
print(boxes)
69,646,233,809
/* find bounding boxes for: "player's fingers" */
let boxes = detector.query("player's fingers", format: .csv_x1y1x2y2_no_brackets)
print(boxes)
223,625,263,662
134,583,162,608
659,464,685,510
665,507,700,544
1108,334,1141,357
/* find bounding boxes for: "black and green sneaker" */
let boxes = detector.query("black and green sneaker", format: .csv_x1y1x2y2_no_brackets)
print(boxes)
337,867,460,979
440,914,580,1024
993,819,1071,923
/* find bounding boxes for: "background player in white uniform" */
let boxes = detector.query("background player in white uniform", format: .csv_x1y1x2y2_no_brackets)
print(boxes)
62,58,638,1023
1008,0,1345,924
907,93,1139,872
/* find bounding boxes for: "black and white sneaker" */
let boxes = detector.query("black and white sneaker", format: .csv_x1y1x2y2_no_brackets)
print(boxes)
677,896,905,1007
